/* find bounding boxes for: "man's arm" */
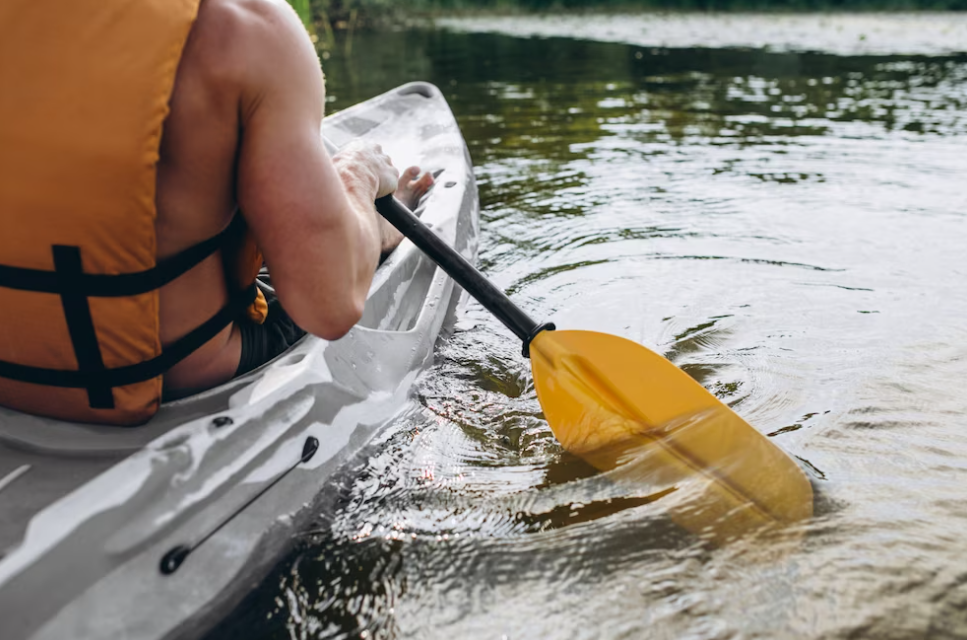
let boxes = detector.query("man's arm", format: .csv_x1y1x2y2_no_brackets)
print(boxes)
233,0,397,339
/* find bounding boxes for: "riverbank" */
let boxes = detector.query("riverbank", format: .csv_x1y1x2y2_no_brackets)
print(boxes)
435,11,967,55
307,0,966,31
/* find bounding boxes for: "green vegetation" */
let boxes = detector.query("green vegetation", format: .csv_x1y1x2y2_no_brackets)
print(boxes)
290,0,966,32
288,0,313,27
454,0,963,7
296,0,410,30
372,0,966,9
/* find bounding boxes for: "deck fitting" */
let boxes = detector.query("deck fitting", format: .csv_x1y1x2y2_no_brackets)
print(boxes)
301,436,320,463
160,545,191,575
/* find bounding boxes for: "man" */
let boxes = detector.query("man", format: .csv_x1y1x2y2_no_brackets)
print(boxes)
0,0,432,424
159,0,433,394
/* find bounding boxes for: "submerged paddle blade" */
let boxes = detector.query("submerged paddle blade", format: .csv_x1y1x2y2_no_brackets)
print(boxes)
529,330,813,543
375,193,812,541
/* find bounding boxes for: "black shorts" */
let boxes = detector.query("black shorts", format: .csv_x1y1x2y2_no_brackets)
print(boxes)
235,287,307,377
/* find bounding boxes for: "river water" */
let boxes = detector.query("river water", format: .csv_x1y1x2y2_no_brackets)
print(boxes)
209,15,967,640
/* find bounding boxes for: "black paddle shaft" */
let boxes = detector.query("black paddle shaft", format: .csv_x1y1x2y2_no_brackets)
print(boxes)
375,195,553,357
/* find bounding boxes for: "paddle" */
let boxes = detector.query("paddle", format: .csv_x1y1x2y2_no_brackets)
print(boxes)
376,194,813,544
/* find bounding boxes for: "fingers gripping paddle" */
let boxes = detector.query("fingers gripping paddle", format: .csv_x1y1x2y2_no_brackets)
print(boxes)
376,195,813,543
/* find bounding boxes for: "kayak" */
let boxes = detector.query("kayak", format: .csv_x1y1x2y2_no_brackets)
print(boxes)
0,82,478,639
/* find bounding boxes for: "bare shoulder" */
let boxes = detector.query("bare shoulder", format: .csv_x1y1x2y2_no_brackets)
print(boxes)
189,0,321,101
195,0,311,51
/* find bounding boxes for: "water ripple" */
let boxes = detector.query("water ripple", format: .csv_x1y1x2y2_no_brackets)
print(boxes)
208,25,967,640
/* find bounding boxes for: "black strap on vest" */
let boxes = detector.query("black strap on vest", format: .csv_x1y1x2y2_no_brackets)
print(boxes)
0,218,256,409
0,216,241,296
0,285,257,390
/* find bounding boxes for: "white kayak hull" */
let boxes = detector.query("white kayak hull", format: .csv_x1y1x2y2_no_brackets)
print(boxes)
0,82,478,640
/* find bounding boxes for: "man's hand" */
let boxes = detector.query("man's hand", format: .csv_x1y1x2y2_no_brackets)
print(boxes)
331,143,437,258
331,140,399,200
379,166,436,256
331,140,404,255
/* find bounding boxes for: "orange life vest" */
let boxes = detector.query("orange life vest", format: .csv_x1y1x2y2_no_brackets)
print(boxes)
0,0,267,426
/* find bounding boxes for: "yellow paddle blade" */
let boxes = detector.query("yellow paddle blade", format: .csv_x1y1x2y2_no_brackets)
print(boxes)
529,330,813,544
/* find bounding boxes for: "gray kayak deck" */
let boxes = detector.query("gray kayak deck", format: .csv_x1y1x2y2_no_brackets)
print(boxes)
0,446,119,556
0,81,479,640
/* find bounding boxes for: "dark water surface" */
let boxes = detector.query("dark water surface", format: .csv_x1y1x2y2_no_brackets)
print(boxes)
209,24,967,639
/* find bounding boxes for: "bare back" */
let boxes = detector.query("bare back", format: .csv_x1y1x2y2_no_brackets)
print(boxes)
156,0,251,392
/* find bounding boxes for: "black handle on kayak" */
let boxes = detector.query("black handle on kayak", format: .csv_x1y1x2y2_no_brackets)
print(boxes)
375,195,554,357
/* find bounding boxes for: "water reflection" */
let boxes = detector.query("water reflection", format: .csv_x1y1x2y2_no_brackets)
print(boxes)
208,24,967,640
